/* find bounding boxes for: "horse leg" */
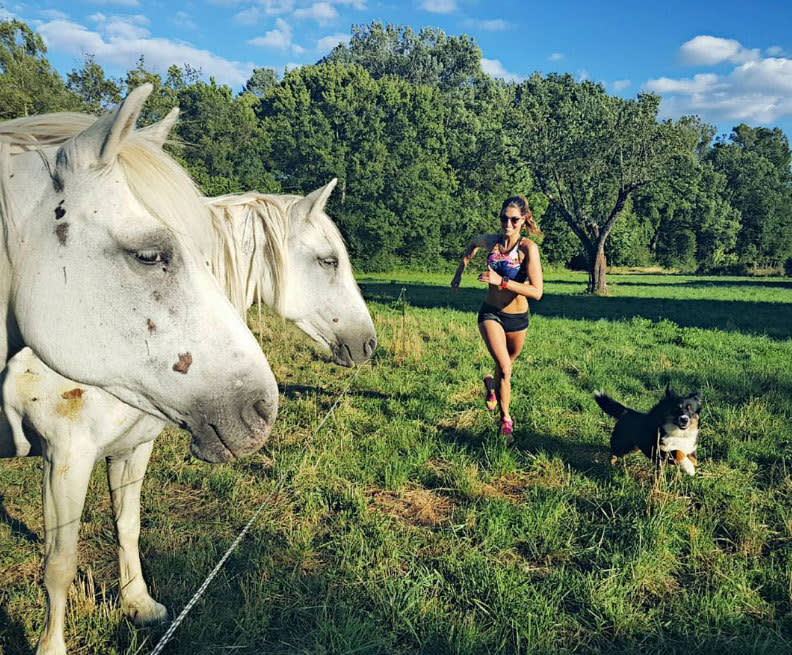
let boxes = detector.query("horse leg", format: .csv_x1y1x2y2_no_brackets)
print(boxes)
37,440,96,655
107,440,167,625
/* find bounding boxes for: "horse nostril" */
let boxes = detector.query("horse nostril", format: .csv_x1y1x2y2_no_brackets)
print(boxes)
364,336,377,358
254,400,271,421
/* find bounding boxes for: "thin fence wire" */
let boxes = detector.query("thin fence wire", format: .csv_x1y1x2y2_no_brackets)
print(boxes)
146,363,366,655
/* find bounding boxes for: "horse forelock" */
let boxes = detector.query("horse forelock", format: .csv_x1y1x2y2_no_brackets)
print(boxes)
0,112,212,259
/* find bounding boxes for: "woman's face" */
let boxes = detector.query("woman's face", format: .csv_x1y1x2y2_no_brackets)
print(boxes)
500,206,524,236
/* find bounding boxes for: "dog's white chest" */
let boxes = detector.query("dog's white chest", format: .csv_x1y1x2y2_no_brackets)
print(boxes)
659,424,698,455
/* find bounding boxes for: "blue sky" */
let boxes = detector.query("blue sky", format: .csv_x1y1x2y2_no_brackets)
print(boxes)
3,0,792,141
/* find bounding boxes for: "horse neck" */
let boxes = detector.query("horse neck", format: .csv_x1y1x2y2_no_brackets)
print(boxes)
0,143,22,365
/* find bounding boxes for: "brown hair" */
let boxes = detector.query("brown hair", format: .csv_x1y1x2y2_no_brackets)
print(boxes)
501,195,542,236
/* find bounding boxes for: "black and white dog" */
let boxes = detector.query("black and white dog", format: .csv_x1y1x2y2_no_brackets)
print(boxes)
594,386,702,475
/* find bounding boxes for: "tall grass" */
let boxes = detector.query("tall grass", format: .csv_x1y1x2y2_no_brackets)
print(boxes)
2,271,792,654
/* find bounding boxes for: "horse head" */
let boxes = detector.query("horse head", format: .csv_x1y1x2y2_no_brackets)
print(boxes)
1,85,278,462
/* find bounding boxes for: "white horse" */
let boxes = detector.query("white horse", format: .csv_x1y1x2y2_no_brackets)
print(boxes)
206,183,377,366
1,171,375,653
0,84,278,463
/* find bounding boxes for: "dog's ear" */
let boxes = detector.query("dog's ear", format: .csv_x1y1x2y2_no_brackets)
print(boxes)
692,390,703,403
665,383,672,398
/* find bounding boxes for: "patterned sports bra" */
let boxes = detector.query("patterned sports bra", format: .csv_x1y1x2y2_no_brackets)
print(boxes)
487,237,525,282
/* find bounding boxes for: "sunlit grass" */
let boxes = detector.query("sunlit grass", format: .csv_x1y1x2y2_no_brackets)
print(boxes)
2,270,792,654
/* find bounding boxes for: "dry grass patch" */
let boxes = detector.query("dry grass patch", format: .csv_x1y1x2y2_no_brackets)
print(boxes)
368,486,454,527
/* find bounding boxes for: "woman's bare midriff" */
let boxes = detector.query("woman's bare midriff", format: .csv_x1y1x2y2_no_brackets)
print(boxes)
484,287,528,313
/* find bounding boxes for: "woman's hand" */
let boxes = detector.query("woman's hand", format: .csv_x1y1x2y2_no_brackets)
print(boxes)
478,266,503,287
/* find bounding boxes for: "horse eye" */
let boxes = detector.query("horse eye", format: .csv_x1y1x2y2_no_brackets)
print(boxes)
132,249,169,266
319,256,338,270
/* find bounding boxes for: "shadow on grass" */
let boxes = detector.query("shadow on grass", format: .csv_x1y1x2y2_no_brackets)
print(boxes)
0,495,40,544
0,604,30,655
280,383,393,401
361,282,792,339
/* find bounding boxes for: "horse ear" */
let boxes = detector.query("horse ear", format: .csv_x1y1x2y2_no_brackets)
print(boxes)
138,107,180,147
295,178,338,219
65,83,153,168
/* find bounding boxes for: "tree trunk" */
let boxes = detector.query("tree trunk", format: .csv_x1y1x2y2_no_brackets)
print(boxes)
587,246,608,295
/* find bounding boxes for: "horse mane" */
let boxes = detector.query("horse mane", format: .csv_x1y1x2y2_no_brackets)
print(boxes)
0,112,213,257
206,190,349,318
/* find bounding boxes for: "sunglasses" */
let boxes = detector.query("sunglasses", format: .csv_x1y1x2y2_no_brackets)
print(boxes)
500,215,522,225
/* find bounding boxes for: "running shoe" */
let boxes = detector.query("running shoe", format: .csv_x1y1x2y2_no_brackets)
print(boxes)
483,375,497,411
498,417,514,438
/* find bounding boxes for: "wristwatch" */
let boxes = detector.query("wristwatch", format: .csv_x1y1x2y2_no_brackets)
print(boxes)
500,278,509,290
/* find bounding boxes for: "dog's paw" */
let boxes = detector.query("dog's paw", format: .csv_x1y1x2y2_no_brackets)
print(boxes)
679,457,696,476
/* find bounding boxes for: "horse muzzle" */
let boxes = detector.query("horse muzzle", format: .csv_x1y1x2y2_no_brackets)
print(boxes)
187,393,278,463
332,335,377,367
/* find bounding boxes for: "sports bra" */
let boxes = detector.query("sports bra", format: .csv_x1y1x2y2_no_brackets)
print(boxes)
487,237,525,282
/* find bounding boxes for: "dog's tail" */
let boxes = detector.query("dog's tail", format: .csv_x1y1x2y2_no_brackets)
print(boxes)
593,390,629,418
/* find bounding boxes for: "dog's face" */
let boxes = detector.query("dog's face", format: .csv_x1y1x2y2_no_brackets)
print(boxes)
660,387,702,431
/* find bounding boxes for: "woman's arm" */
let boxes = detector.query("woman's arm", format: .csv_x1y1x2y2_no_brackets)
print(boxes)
478,240,543,300
451,234,489,288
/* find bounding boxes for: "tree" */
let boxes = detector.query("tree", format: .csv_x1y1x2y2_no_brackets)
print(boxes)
708,125,792,267
511,74,686,293
322,22,484,92
0,19,80,118
67,54,121,114
242,67,278,97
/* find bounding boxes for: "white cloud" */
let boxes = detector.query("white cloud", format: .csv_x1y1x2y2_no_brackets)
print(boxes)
481,57,522,83
612,79,631,91
85,0,141,7
294,2,339,23
645,73,720,94
330,0,366,8
37,19,254,88
259,0,297,15
478,19,507,31
234,7,262,24
576,69,589,82
421,0,457,14
645,41,792,126
678,35,759,66
173,11,196,30
88,13,150,40
248,17,304,53
317,32,350,52
548,52,563,61
39,9,70,20
766,45,784,57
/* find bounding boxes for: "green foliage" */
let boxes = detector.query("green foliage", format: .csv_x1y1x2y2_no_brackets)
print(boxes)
511,73,691,291
708,125,792,268
322,22,485,92
1,17,791,274
0,19,81,118
66,54,121,114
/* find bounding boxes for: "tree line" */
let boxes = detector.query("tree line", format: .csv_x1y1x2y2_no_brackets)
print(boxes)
2,19,791,291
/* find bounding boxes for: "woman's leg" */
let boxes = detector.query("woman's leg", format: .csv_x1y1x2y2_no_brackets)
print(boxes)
503,329,527,415
478,320,513,418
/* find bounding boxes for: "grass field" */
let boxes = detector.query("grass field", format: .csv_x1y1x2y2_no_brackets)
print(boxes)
2,270,792,654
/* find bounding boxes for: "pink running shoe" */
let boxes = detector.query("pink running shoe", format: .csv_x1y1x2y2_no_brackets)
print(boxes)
483,375,497,411
498,417,514,437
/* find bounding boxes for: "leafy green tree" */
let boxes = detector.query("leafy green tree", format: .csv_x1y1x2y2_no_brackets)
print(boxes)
66,54,121,114
175,78,278,195
243,67,278,97
322,22,484,92
708,125,792,267
0,19,80,118
511,74,687,293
